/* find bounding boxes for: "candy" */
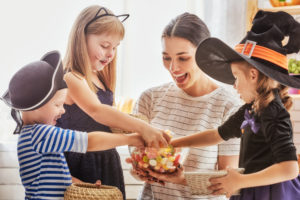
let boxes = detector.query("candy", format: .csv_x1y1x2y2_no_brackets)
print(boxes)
143,156,149,163
129,130,182,173
149,159,157,167
129,144,181,174
161,157,168,165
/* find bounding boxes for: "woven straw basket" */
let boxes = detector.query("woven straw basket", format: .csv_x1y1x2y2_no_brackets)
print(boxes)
110,114,149,134
184,168,244,196
64,183,123,200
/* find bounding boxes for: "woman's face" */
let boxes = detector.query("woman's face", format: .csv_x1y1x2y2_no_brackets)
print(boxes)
86,32,121,71
162,37,202,90
231,62,257,103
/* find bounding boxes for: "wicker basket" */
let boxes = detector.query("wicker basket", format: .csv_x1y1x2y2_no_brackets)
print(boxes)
110,114,149,134
64,183,123,200
184,168,244,196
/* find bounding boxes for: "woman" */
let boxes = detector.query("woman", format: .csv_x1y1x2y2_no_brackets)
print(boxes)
130,12,241,200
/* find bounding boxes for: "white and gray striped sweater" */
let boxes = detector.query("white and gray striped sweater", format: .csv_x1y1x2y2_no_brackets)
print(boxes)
133,82,241,200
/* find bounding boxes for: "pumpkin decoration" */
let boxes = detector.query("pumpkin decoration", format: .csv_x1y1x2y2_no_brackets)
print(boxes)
269,0,300,7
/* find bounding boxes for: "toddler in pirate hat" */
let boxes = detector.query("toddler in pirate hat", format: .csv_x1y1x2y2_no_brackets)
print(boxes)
1,50,144,199
149,10,300,200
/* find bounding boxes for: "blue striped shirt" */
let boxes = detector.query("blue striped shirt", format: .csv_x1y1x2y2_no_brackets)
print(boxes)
17,124,88,200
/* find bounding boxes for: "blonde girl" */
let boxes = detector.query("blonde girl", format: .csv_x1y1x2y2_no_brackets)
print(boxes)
56,5,169,199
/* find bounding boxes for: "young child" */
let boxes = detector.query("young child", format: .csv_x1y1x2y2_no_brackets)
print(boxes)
147,10,300,200
56,5,169,199
1,51,144,200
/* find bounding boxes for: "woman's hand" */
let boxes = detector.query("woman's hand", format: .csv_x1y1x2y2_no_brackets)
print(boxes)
127,133,145,148
145,165,187,185
208,168,243,198
126,158,165,185
140,128,171,148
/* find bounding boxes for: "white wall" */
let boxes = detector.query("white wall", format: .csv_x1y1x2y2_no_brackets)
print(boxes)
0,0,203,100
117,0,204,99
0,0,125,95
0,0,249,140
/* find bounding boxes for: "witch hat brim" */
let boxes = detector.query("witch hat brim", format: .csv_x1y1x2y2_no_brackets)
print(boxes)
1,50,66,111
195,37,300,89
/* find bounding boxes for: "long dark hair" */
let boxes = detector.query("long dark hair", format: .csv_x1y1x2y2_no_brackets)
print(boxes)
162,12,210,46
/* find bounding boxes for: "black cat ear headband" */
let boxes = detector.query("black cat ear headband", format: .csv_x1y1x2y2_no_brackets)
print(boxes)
84,7,129,33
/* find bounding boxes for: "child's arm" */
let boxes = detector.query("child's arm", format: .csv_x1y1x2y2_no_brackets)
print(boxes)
209,160,299,197
171,129,224,148
87,132,144,151
240,161,299,187
31,124,143,154
64,73,169,148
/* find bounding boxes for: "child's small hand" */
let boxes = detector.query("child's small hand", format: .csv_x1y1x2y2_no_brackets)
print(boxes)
95,180,101,188
127,133,145,148
72,176,102,188
72,176,84,184
140,127,171,148
208,167,243,198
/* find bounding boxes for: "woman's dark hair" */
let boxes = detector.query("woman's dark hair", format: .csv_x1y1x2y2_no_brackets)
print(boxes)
162,12,210,46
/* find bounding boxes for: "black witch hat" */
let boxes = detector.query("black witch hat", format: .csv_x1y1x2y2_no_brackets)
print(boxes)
195,10,300,89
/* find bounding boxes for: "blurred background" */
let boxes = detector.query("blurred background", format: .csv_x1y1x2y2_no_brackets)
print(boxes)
0,0,275,140
0,0,260,99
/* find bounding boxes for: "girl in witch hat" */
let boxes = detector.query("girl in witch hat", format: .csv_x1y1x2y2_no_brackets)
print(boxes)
1,51,144,199
145,10,300,200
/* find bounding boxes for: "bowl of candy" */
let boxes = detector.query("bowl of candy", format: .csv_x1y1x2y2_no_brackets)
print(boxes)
129,144,185,174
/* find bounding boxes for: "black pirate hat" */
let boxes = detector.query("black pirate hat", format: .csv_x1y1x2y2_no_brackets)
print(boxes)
195,10,300,89
1,50,67,133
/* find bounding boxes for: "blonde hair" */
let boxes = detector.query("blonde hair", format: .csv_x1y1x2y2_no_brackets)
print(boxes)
235,61,293,114
64,5,125,94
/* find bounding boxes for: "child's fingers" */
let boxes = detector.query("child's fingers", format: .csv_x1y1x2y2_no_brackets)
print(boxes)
209,177,221,184
162,131,171,143
207,182,222,191
159,134,169,147
125,157,133,164
95,180,101,187
148,140,157,148
211,188,227,196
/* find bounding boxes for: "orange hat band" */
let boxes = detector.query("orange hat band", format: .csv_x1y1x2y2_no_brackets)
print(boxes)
234,43,288,71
